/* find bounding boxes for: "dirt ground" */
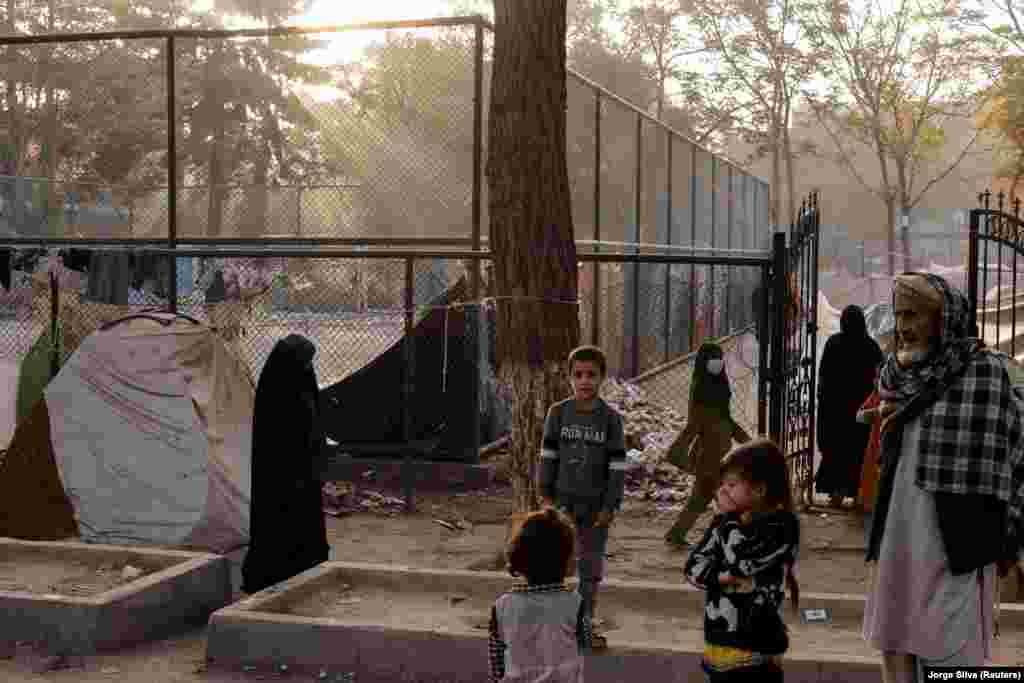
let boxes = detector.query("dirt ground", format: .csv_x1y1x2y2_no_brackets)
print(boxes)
1,485,1020,682
323,485,874,595
0,555,164,597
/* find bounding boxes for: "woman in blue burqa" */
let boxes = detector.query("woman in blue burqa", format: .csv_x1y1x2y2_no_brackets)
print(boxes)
241,334,329,594
815,305,883,508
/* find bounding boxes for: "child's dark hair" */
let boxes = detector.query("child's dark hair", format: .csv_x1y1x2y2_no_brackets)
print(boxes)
506,508,576,585
567,345,607,377
720,438,800,609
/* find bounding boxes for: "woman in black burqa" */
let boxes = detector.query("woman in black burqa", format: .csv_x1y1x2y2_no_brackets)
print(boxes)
241,334,329,594
815,305,883,508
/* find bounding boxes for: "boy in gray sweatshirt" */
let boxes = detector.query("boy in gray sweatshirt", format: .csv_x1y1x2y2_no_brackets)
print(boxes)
538,345,627,649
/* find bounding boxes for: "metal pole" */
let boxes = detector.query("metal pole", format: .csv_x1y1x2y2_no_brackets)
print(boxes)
807,192,820,505
664,131,672,363
758,261,769,436
631,113,642,378
50,271,59,380
472,19,483,258
968,208,979,325
689,144,697,351
725,164,732,331
468,18,483,464
591,89,601,348
709,158,717,338
166,35,178,313
402,257,416,513
769,232,787,445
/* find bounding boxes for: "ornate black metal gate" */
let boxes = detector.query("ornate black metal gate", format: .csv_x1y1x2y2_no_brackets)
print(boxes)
765,192,820,505
968,191,1024,359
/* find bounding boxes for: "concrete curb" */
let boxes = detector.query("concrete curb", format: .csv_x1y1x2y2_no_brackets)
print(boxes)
0,538,232,655
208,561,1021,683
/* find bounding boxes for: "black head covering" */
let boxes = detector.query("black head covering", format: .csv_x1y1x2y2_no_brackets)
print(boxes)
840,305,868,338
242,334,328,594
690,342,731,415
817,304,884,460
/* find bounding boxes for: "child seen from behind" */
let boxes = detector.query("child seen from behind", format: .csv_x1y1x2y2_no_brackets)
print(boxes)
683,438,800,682
538,344,627,650
488,508,592,683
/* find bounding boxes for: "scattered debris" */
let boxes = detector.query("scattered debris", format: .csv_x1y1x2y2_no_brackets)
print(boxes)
449,594,468,606
322,482,408,516
336,597,362,606
100,665,121,674
121,565,143,581
600,378,694,506
33,654,83,673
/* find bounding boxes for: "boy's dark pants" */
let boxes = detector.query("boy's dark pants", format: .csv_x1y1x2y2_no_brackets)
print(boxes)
559,503,609,620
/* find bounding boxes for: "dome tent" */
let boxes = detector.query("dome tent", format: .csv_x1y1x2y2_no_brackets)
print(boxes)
0,313,254,553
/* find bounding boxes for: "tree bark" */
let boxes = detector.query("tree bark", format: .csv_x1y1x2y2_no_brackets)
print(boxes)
783,96,796,227
488,0,579,515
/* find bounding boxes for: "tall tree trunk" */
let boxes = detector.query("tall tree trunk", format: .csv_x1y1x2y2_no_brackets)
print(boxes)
488,0,579,515
205,47,226,238
885,198,896,276
770,133,781,231
783,98,796,227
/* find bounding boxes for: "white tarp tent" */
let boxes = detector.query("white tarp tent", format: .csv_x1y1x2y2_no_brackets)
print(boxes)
43,314,254,553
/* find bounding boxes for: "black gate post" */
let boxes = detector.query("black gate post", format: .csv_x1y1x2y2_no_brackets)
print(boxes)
758,262,770,436
968,206,979,326
769,232,787,445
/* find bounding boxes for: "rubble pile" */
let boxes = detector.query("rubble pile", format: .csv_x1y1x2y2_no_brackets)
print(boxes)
600,378,692,506
321,481,406,516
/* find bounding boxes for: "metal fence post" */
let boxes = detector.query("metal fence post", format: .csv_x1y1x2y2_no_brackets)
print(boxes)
725,164,732,330
689,144,697,352
402,256,416,513
166,35,178,313
664,131,672,364
758,262,770,436
49,271,59,379
468,17,484,465
769,232,787,445
968,207,979,324
591,88,601,348
631,113,642,378
709,158,717,338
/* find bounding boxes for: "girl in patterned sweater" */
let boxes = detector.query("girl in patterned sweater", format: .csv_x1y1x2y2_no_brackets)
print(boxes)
488,508,593,683
683,439,800,682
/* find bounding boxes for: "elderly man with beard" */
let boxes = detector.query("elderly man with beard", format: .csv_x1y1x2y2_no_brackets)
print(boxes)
861,272,1024,682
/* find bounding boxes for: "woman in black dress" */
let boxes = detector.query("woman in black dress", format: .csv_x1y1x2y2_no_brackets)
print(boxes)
241,334,329,594
815,305,883,508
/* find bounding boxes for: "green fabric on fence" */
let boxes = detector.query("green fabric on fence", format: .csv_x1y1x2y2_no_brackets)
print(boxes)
15,322,64,427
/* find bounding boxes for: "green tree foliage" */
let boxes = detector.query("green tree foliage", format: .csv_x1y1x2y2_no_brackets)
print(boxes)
802,0,992,273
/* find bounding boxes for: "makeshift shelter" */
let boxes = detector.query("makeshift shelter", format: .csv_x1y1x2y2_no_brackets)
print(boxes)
320,276,510,461
0,313,255,553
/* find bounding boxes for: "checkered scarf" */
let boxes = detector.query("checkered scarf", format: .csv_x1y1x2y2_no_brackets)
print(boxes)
868,272,1024,562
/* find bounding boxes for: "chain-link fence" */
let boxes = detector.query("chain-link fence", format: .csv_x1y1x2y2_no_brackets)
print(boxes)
0,17,775,454
0,249,771,452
